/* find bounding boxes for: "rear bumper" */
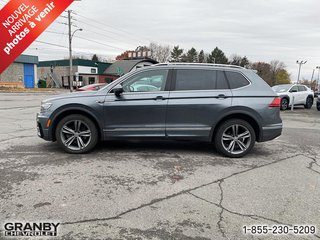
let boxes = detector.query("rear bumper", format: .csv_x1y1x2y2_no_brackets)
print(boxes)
259,123,283,142
36,113,53,141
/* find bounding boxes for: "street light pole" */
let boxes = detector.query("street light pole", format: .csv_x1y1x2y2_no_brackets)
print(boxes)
296,60,307,84
316,66,320,91
68,10,83,92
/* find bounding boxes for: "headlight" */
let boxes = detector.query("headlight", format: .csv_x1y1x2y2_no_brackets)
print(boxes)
40,102,52,112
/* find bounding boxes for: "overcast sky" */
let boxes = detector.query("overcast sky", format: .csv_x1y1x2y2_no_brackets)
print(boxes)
2,0,319,81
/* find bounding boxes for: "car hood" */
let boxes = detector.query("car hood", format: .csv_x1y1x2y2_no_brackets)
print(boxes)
42,91,100,103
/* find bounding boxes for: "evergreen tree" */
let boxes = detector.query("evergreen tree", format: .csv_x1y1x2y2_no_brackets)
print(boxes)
207,47,228,64
170,45,184,62
198,50,205,63
240,56,249,67
185,47,198,62
92,54,99,62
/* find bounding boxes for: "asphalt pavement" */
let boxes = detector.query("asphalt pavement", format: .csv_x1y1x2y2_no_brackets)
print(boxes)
0,92,319,240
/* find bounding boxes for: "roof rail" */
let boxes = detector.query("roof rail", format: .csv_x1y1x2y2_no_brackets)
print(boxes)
154,62,245,69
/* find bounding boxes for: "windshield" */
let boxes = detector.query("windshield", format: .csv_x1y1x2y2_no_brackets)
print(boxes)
272,84,292,93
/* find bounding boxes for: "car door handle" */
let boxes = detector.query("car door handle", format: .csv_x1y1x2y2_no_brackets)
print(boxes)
154,96,166,101
217,94,227,99
96,100,105,104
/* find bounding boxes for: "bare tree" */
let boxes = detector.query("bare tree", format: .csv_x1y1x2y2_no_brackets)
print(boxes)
149,42,171,63
270,60,286,86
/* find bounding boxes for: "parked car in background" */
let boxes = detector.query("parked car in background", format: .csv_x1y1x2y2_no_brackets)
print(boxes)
272,84,314,110
77,83,106,91
37,63,282,158
317,94,320,111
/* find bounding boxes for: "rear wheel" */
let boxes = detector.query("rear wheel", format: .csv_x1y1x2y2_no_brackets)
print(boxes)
280,98,289,110
214,119,256,158
55,114,98,154
304,97,313,109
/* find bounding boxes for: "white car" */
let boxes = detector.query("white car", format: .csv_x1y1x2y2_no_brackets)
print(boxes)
272,84,314,110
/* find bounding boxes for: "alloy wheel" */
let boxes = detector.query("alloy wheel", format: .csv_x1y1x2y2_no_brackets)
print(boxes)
221,124,252,155
60,120,92,151
281,99,288,110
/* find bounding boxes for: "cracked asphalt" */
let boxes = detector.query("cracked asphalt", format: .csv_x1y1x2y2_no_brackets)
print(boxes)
0,92,320,240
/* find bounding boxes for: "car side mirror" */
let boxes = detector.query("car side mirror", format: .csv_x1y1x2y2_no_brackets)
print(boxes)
113,85,124,97
290,89,298,93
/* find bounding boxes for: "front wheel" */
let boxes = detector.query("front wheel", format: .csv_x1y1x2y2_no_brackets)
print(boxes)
214,119,256,158
55,114,98,154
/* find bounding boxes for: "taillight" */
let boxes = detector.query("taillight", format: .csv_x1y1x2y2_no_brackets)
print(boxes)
269,97,281,107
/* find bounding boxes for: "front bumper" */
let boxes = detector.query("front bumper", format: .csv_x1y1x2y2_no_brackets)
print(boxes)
259,123,283,142
36,113,53,141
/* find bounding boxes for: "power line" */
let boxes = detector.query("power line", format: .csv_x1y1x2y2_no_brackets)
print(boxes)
40,19,131,50
45,30,68,35
74,19,143,47
34,40,68,49
74,36,125,51
73,12,150,43
72,13,148,45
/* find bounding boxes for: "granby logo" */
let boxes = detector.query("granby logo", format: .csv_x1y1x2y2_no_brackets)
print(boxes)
0,0,74,74
3,222,60,237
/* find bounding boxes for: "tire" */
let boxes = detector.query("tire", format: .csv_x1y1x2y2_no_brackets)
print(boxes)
55,114,98,154
214,119,256,158
304,97,313,109
280,98,289,111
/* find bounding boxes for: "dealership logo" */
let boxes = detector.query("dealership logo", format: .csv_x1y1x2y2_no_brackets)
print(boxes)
3,222,60,237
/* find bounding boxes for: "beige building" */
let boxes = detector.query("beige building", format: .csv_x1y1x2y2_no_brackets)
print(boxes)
0,55,38,88
38,59,111,88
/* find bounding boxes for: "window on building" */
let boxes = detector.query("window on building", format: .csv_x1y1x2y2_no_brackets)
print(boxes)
89,77,96,84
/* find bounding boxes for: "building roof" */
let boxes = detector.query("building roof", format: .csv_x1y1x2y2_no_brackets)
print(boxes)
104,59,158,76
38,59,111,75
15,55,38,65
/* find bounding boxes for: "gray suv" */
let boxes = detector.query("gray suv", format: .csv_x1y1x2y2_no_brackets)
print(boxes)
37,63,282,158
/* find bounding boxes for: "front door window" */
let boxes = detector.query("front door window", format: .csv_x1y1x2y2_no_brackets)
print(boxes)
121,70,168,93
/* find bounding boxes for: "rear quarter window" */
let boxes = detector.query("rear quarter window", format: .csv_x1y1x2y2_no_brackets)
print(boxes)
225,71,250,89
298,86,307,92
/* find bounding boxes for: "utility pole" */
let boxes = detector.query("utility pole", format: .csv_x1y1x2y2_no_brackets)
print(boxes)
68,10,73,92
68,10,82,92
296,60,307,84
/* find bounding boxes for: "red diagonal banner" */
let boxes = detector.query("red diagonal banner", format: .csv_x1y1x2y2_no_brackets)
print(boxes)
0,0,74,74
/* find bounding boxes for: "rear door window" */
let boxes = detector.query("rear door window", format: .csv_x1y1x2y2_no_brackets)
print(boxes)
175,69,228,91
298,86,307,92
225,71,250,89
290,86,298,92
